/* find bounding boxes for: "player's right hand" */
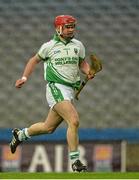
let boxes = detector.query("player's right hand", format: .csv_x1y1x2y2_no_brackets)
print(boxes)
15,78,27,88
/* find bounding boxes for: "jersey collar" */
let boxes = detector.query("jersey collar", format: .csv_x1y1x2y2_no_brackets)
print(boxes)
53,34,73,45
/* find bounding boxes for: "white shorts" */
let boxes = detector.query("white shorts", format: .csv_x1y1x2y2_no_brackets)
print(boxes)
46,82,74,108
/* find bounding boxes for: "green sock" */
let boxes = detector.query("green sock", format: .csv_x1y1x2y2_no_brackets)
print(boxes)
69,150,80,163
18,128,30,141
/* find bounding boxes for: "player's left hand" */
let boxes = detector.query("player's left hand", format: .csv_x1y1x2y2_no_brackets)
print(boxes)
87,70,95,80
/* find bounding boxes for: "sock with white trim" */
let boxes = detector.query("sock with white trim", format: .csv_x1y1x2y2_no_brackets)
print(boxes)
18,128,30,141
69,150,80,164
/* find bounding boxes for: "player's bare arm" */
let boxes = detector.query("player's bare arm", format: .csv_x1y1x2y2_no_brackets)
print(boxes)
79,60,94,79
15,54,41,88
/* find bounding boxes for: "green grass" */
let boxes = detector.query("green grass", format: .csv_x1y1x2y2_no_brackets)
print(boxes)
0,172,139,179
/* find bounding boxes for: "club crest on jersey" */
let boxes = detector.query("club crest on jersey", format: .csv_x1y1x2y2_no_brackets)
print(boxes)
74,48,78,54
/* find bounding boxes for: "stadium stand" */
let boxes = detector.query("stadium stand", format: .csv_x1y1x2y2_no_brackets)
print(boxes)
0,0,139,128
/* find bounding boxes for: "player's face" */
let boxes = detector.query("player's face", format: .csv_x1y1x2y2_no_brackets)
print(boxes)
62,23,76,39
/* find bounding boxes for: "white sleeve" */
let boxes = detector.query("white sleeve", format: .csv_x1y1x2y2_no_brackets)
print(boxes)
37,43,48,60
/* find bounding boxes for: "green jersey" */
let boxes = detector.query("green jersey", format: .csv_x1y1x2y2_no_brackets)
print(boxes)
37,34,85,89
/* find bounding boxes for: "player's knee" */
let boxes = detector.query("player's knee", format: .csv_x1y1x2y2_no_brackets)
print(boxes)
73,121,79,128
70,118,79,128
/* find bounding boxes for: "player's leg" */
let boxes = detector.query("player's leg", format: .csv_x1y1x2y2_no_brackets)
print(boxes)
27,109,63,136
54,100,87,172
10,109,63,153
54,100,79,151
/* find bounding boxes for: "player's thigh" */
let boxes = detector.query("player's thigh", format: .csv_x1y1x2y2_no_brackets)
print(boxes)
54,100,79,126
44,108,63,132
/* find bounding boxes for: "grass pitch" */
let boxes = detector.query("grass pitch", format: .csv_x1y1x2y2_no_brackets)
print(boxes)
0,172,139,179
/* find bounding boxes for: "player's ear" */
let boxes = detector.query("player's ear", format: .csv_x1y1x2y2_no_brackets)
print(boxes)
56,26,62,35
56,27,60,34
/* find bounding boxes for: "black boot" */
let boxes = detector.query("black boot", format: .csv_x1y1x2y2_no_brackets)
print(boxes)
9,128,22,153
72,160,87,172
